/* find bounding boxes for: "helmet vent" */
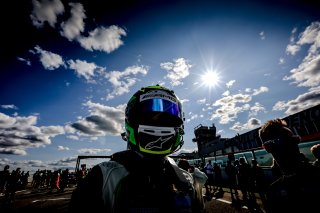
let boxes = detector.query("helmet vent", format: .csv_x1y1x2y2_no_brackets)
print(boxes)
144,129,171,134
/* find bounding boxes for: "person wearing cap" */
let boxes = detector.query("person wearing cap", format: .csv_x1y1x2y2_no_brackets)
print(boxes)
259,118,320,213
69,85,204,213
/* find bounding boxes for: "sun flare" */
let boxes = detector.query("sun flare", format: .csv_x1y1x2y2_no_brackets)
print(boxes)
201,70,221,88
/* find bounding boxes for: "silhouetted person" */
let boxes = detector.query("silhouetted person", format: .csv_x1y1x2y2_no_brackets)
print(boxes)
0,165,10,194
259,118,320,213
4,168,21,205
60,169,69,192
213,162,223,197
21,171,29,189
238,157,251,202
50,170,61,193
225,160,239,202
204,159,214,196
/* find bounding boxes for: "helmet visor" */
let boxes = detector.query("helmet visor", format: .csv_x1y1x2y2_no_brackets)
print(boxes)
139,98,182,119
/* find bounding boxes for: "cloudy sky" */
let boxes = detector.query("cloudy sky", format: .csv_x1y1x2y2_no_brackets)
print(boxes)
1,0,320,172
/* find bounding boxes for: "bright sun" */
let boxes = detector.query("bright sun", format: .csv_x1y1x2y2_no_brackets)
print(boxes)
201,70,221,87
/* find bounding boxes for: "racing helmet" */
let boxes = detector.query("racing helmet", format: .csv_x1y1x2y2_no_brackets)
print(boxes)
124,85,185,155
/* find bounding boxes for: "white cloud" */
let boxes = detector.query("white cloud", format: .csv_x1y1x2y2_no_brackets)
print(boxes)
40,126,65,136
286,44,300,55
67,135,79,140
0,148,27,156
272,87,320,115
286,21,320,56
226,80,235,88
0,159,49,172
249,102,266,117
279,57,285,64
211,101,249,124
283,54,320,88
49,156,77,169
60,2,86,41
78,148,112,155
17,57,31,66
210,86,269,124
0,113,66,155
161,58,192,86
71,101,126,136
230,118,261,132
279,22,320,113
0,105,18,110
252,86,269,96
222,90,230,97
30,1,127,55
32,48,106,83
272,101,287,111
297,22,320,47
68,59,101,83
34,46,65,70
58,145,70,151
30,0,64,28
185,112,199,123
78,26,127,53
197,98,206,104
245,88,251,93
105,65,148,100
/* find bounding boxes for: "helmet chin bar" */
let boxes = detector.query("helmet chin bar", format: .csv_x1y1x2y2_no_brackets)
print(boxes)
135,125,184,155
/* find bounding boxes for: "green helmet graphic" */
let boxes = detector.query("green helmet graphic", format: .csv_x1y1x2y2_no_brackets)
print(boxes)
124,85,184,155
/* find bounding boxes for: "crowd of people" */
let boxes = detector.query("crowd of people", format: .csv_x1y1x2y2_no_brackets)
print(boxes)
176,119,320,213
182,156,269,212
0,166,80,208
31,168,72,193
0,167,29,205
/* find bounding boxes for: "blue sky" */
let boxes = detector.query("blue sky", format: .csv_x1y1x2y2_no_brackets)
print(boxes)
1,0,320,172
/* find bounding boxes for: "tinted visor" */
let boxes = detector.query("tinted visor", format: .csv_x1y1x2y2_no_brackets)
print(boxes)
139,98,182,119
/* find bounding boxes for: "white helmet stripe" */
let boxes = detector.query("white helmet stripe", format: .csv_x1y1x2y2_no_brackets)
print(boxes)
138,125,176,136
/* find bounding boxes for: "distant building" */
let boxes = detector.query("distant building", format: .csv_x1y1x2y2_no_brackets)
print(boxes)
192,123,228,158
192,104,320,158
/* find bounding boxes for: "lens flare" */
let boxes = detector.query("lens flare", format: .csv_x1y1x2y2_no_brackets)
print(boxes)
201,70,221,88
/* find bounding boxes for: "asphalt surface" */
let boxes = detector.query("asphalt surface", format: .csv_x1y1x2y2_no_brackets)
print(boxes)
0,184,265,213
0,185,73,213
